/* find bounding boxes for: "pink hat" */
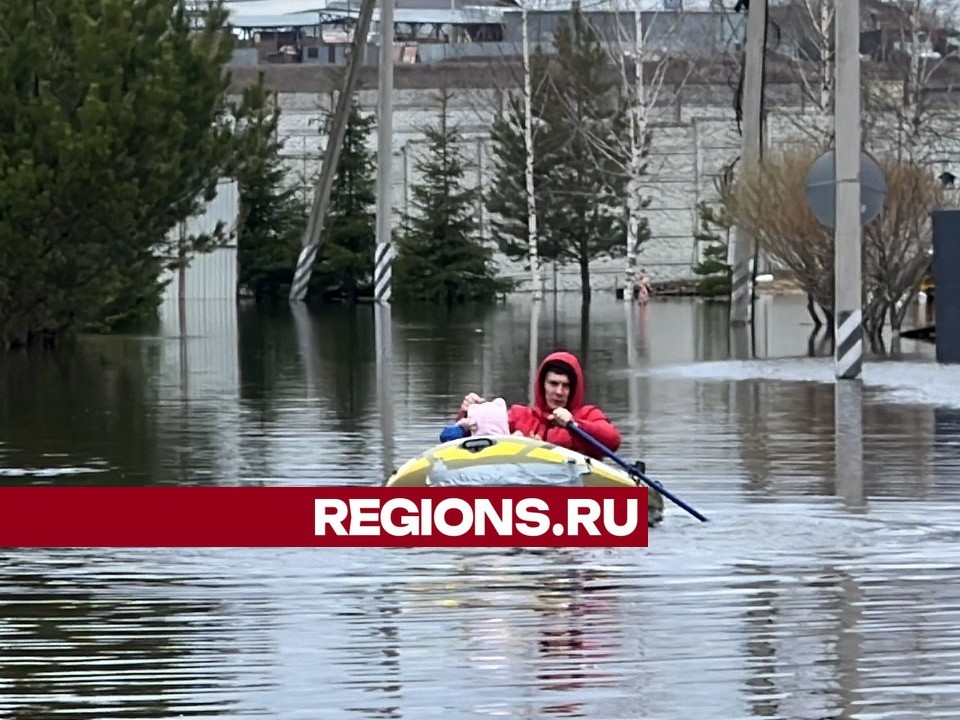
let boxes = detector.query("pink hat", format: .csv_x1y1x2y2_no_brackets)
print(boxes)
467,398,510,436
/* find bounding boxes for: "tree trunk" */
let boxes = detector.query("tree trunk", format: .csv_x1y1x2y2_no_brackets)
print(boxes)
580,245,591,305
806,292,822,330
580,298,591,363
822,307,834,335
807,327,821,357
624,8,646,303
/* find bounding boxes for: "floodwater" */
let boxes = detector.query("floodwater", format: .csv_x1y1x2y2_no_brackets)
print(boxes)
1,293,959,720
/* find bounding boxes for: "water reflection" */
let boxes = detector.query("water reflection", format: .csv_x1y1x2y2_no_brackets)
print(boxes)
695,300,731,361
0,295,958,718
0,338,160,484
0,551,276,719
934,407,960,493
835,381,865,510
374,303,396,480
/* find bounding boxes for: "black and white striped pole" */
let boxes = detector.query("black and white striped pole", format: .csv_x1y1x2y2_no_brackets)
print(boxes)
805,145,885,379
288,0,378,303
374,242,393,303
373,0,395,307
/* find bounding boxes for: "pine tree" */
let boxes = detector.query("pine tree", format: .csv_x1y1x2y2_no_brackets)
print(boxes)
691,202,732,296
235,85,307,302
394,92,508,307
311,102,377,300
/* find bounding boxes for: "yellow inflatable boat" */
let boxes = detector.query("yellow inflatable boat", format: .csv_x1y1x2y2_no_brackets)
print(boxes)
386,435,664,527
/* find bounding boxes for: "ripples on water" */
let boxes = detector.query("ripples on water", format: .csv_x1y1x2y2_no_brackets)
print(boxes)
1,296,960,719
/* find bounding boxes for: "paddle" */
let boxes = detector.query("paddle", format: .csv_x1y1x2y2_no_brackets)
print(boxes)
567,422,709,523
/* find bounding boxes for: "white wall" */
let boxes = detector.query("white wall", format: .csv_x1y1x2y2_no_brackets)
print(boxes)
160,179,240,302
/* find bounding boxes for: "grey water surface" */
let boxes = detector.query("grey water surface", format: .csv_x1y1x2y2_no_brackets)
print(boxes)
0,294,958,720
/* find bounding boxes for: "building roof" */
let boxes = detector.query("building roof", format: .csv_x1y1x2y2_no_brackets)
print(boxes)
224,0,509,26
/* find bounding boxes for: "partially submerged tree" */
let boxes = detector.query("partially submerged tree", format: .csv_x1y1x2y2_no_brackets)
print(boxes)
311,102,377,300
691,200,734,297
726,149,835,326
862,163,944,345
235,85,307,302
864,0,960,164
725,147,945,351
0,0,254,347
487,4,628,303
601,4,693,299
394,92,509,307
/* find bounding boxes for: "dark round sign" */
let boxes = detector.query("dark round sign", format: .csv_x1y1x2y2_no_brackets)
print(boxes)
804,150,887,229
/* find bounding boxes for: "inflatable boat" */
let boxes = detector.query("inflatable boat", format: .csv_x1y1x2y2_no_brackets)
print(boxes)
385,434,664,527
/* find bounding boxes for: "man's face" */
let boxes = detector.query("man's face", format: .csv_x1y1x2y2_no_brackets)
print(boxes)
543,371,571,410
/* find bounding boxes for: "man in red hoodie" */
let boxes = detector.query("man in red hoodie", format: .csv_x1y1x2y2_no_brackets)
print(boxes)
456,350,621,460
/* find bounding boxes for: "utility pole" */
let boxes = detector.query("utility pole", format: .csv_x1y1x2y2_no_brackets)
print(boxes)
834,0,862,379
729,0,766,325
374,0,396,479
289,0,378,302
373,0,395,303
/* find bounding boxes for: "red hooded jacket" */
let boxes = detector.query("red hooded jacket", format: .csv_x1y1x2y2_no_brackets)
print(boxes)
509,351,621,459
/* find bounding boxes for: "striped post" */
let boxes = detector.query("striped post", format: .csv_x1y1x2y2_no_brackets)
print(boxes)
286,0,378,303
289,244,319,303
729,255,754,324
374,242,394,303
835,309,862,380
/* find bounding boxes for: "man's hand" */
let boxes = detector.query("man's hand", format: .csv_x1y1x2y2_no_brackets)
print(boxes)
460,392,485,412
549,408,573,427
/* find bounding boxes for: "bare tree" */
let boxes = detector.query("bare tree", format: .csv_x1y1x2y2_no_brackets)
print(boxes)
725,148,834,326
440,1,558,295
549,3,695,301
862,162,945,349
726,147,945,351
778,0,835,145
520,0,543,299
608,3,683,301
863,0,960,164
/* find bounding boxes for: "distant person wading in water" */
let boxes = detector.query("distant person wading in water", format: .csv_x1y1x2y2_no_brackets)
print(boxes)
635,268,652,305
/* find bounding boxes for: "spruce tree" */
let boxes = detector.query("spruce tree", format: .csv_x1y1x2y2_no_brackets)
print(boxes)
486,3,628,303
311,102,377,300
394,93,507,307
691,202,732,296
235,85,307,302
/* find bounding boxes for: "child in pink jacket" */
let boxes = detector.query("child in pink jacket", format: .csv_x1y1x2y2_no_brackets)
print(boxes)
439,398,509,442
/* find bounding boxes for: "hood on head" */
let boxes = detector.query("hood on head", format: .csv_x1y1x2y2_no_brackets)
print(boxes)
533,350,585,413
